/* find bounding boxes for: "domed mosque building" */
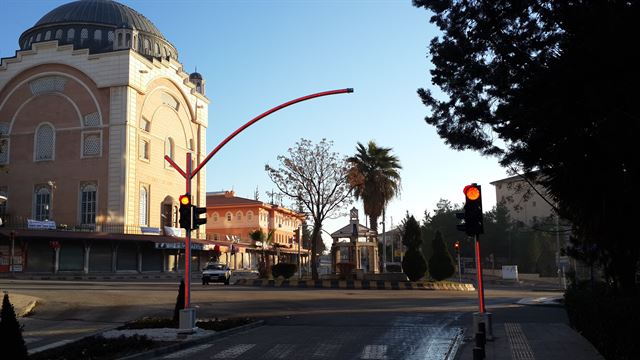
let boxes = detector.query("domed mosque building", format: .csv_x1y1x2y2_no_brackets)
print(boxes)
0,0,211,274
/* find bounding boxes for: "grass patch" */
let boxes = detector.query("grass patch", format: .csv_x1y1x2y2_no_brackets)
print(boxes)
30,335,158,360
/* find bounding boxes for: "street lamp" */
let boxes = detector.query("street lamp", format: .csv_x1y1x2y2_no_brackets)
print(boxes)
47,180,56,221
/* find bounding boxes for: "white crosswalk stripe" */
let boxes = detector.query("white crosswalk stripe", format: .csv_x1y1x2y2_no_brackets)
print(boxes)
264,344,296,359
163,344,213,359
212,344,256,359
312,343,341,358
360,345,388,359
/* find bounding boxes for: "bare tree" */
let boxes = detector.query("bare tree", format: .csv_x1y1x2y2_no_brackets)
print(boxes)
265,138,352,280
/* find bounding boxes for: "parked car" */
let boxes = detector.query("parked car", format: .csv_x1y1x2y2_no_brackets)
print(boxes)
202,263,231,285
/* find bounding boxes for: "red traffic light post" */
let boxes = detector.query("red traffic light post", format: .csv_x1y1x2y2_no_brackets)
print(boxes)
457,183,493,341
165,88,353,332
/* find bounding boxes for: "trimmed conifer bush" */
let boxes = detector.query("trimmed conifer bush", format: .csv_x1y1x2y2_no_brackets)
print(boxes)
428,231,456,281
0,292,28,360
402,248,428,281
172,280,185,325
401,215,428,281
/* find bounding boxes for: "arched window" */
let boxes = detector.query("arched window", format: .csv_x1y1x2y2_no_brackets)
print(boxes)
45,31,51,41
226,212,232,222
247,211,253,221
34,186,51,221
36,33,42,42
212,213,219,222
55,29,63,40
125,33,131,47
236,211,242,221
155,43,160,55
107,31,114,44
80,183,97,224
164,137,174,161
139,186,149,226
80,28,88,45
35,123,55,161
94,29,101,42
67,29,75,42
144,39,150,54
118,33,123,47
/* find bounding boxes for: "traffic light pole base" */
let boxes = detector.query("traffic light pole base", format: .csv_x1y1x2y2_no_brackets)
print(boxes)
178,308,197,334
473,312,493,341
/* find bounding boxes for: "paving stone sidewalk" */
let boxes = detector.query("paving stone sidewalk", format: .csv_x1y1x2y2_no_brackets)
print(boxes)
456,302,604,360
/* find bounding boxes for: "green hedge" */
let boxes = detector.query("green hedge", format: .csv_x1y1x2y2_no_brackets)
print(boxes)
271,263,297,279
564,282,640,360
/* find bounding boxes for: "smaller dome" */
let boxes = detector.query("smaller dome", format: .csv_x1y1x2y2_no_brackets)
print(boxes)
189,72,203,81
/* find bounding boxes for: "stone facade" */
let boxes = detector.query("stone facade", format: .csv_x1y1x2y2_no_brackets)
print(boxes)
0,41,208,237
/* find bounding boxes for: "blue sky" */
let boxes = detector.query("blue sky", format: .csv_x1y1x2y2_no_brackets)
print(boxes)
1,0,509,241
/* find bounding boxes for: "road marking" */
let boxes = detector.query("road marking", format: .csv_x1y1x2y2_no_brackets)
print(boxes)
163,344,212,358
24,337,42,344
360,345,388,359
505,323,535,360
28,339,74,354
212,344,256,359
264,343,296,359
312,343,341,358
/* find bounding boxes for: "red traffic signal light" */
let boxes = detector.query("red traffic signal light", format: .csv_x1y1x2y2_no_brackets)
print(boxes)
463,184,481,201
179,194,191,206
454,241,460,251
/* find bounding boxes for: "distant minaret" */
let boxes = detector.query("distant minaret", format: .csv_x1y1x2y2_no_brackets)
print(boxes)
189,67,205,95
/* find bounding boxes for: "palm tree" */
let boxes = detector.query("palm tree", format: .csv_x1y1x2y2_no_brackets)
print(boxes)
347,141,401,234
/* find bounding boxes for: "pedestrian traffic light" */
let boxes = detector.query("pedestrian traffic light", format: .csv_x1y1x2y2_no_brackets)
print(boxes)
463,183,483,236
454,241,460,253
191,206,207,230
179,194,192,230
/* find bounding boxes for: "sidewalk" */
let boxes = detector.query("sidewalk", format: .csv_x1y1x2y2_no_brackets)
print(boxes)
455,297,604,360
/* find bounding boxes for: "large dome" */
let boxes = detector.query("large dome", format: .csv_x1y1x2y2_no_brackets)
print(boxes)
19,0,178,60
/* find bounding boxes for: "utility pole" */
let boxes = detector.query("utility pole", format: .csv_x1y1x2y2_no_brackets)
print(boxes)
382,207,386,272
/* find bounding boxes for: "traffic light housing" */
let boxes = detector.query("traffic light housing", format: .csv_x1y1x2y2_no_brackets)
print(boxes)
191,206,207,230
179,194,192,230
464,184,483,235
454,241,460,253
456,183,484,236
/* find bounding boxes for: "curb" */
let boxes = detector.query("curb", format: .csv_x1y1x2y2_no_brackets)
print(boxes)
235,279,475,291
117,320,265,360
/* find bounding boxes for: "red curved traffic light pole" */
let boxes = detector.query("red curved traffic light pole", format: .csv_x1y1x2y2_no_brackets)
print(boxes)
165,88,353,326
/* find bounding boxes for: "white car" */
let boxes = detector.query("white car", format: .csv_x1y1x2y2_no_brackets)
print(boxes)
202,263,231,285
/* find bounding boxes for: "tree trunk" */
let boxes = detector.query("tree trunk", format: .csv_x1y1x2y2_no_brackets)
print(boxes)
311,224,322,280
369,215,379,233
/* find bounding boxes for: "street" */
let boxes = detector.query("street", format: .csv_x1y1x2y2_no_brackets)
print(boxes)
0,278,563,359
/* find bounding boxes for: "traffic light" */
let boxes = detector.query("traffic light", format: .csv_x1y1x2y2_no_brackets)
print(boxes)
463,183,483,235
179,194,192,230
191,206,207,230
454,241,460,253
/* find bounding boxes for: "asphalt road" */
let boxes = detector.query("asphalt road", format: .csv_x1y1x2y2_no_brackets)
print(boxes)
0,279,561,357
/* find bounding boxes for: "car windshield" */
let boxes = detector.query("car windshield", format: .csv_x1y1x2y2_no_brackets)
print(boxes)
206,264,225,270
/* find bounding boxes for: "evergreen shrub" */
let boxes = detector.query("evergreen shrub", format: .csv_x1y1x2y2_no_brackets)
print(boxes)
336,262,354,279
402,248,427,281
271,263,297,279
428,231,456,281
172,280,185,324
0,293,28,360
564,282,639,360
